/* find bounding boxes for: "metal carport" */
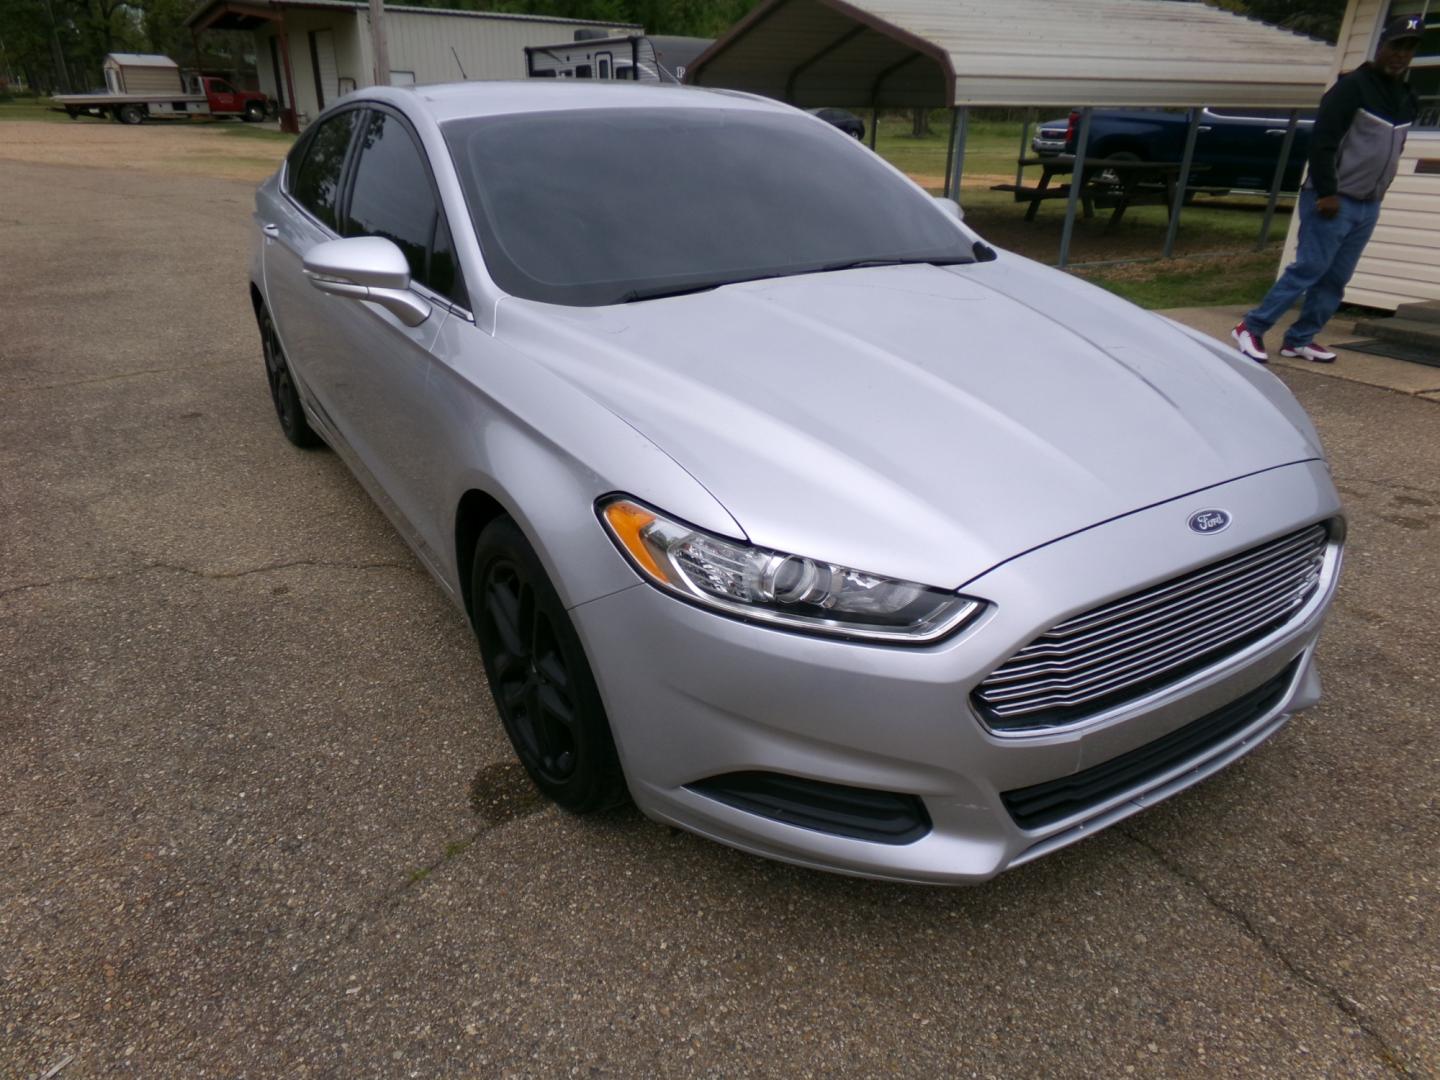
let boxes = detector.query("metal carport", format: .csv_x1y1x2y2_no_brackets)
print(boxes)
687,0,1337,265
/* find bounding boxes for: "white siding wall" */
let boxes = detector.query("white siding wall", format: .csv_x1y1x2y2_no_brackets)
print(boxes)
256,11,365,125
255,10,632,126
1339,0,1387,70
1344,133,1440,308
1277,0,1440,310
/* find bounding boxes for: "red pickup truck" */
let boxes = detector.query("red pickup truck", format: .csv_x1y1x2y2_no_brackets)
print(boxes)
54,75,273,125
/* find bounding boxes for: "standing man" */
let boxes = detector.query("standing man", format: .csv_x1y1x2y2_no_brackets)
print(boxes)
1233,15,1422,364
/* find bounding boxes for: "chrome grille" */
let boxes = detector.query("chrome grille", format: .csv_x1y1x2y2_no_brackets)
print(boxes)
974,524,1330,731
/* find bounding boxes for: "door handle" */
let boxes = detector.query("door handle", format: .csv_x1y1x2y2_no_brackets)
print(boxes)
1196,125,1212,133
1264,129,1289,136
262,223,280,238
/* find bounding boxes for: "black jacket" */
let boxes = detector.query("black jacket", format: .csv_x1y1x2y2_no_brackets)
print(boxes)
1308,63,1419,200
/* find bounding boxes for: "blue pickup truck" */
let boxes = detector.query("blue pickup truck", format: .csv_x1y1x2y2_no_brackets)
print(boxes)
1033,108,1316,193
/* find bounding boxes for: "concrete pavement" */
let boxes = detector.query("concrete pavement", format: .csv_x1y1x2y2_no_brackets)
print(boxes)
2,156,1436,1078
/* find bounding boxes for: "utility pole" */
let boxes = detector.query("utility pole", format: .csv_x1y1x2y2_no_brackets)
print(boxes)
369,0,390,86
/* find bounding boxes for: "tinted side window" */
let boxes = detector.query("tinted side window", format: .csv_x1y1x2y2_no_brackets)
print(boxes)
344,112,448,292
291,110,357,231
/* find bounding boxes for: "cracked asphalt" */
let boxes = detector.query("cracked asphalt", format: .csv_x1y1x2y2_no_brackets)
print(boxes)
2,151,1437,1079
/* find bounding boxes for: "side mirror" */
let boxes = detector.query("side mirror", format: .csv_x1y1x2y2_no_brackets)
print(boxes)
303,236,430,327
933,196,964,222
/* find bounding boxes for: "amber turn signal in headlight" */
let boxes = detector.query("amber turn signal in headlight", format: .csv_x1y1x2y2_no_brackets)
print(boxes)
599,497,981,643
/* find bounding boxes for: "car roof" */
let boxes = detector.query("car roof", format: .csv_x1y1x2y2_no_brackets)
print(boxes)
346,79,790,125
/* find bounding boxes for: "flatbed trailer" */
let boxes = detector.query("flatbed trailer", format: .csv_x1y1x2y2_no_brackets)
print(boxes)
54,91,214,124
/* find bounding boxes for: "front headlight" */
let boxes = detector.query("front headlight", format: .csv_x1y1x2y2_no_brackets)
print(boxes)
598,497,982,643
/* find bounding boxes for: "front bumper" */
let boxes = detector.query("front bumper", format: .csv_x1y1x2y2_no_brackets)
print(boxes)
570,461,1342,884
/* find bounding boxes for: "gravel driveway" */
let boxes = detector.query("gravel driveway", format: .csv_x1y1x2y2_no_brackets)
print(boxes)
2,126,1436,1078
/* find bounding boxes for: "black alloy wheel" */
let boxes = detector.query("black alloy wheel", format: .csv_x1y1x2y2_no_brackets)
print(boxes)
118,104,145,125
244,102,265,122
258,305,322,448
472,517,625,813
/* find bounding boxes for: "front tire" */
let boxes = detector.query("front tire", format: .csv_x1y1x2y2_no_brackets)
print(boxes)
117,104,146,125
258,304,322,448
243,102,265,122
472,518,626,814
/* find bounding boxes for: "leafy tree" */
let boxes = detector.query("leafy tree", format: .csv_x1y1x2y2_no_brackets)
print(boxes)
1208,0,1348,43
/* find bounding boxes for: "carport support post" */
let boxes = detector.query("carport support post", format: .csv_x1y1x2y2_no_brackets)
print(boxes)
1163,107,1202,258
1058,107,1093,268
868,107,877,149
1015,109,1033,190
276,16,300,133
943,109,956,188
947,106,968,201
1257,110,1300,250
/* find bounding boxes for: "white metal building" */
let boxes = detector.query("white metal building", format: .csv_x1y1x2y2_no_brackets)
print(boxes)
1280,0,1440,310
186,0,638,128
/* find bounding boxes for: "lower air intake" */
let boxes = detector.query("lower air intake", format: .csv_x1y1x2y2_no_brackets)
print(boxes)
687,772,931,845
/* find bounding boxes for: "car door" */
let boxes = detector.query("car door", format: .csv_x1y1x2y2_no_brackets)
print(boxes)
325,105,468,577
262,105,362,438
208,79,239,113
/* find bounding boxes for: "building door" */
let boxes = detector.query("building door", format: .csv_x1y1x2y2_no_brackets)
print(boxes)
308,28,338,110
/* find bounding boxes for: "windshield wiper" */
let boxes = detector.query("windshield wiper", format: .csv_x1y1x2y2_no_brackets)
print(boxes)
807,255,976,274
615,252,985,304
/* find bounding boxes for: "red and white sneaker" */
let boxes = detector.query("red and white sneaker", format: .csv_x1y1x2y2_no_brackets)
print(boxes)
1231,322,1268,363
1280,342,1338,363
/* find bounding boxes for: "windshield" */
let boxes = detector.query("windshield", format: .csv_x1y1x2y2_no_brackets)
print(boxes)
443,106,974,307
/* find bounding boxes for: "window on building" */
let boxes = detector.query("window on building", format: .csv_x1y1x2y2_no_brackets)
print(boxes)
1385,1,1440,128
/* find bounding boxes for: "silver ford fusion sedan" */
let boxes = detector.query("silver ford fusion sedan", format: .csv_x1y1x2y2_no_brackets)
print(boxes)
250,81,1343,884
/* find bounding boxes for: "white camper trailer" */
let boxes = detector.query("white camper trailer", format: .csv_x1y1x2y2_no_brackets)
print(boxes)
525,33,712,84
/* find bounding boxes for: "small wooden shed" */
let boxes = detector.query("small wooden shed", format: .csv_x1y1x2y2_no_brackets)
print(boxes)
102,54,185,96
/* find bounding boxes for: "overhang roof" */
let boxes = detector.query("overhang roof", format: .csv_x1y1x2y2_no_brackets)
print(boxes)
106,53,179,68
687,0,1337,109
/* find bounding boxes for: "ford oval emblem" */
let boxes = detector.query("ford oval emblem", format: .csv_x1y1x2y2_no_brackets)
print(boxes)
1188,509,1232,535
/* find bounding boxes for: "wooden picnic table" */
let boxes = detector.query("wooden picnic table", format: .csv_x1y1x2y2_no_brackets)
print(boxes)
992,156,1209,229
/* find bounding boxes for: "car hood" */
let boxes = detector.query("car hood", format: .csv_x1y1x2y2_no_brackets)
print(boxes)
496,259,1319,589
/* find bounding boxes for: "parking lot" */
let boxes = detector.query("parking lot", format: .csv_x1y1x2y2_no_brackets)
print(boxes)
2,127,1438,1078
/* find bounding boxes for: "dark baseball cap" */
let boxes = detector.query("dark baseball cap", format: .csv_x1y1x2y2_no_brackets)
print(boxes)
1379,14,1424,45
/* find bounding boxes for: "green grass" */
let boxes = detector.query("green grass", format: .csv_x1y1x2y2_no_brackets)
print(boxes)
0,95,73,122
1073,249,1283,309
872,112,1028,181
215,122,295,143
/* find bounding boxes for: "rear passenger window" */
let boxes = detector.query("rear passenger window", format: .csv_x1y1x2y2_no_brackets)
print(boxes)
290,110,357,231
344,110,466,307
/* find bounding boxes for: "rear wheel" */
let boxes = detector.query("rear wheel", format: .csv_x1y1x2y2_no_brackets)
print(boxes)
117,104,146,125
472,517,626,814
258,304,322,448
1093,150,1140,189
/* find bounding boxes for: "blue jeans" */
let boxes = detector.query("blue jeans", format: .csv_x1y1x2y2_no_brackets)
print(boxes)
1245,189,1381,347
